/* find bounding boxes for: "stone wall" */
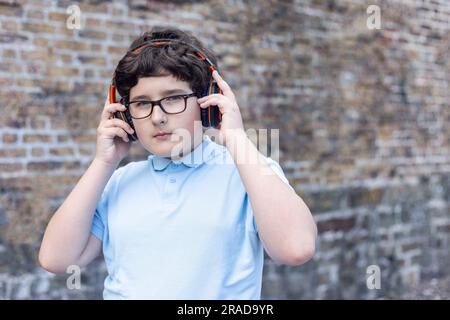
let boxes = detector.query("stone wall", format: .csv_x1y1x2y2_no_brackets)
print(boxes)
0,0,449,299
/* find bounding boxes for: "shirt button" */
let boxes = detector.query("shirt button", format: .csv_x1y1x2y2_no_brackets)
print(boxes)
169,177,176,183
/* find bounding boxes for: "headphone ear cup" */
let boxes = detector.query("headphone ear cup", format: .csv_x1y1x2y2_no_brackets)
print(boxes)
200,87,209,128
124,109,138,141
200,80,223,128
113,109,137,142
110,88,137,142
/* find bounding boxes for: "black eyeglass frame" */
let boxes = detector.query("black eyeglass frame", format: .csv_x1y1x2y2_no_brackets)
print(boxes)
122,92,198,119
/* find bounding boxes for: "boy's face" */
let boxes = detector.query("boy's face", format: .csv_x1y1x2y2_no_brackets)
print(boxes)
129,74,203,159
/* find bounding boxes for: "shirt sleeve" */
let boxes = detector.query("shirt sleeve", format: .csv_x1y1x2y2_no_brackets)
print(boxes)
263,157,294,191
91,200,106,241
90,166,125,241
246,157,294,234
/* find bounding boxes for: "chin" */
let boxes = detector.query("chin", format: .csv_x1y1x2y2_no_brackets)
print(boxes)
145,140,182,158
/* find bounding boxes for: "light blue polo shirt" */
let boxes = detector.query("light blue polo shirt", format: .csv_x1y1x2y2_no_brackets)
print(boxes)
91,135,292,299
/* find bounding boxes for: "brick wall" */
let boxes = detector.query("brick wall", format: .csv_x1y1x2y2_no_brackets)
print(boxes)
0,0,449,299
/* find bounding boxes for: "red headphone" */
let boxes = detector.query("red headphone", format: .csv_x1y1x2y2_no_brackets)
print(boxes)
109,38,223,142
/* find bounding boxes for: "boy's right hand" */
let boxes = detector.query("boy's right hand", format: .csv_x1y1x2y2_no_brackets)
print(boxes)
95,97,135,167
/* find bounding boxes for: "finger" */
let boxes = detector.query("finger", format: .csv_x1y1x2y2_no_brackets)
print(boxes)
102,118,134,134
104,103,127,115
101,103,127,121
102,127,129,142
212,70,235,99
197,94,223,103
199,98,221,109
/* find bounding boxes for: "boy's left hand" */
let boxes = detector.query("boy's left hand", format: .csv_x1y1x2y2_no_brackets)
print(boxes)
197,70,245,145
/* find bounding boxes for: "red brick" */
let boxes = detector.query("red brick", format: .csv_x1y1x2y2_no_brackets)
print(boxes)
3,134,18,144
0,149,27,157
31,148,45,157
27,161,63,170
0,163,23,172
317,217,356,232
23,134,53,143
49,147,75,156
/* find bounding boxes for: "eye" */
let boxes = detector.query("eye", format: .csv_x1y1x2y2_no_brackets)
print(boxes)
166,95,183,101
136,101,151,107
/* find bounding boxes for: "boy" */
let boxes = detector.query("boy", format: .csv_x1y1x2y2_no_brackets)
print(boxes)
39,27,317,299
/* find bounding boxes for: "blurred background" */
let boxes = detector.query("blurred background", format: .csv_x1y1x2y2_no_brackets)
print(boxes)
0,0,449,299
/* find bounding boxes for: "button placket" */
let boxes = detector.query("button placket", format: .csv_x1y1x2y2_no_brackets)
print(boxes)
163,164,179,208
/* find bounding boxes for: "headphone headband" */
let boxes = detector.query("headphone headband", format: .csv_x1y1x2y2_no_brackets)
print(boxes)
129,38,217,73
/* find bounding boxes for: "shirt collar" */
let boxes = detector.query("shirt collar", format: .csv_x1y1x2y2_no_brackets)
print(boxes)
149,136,213,171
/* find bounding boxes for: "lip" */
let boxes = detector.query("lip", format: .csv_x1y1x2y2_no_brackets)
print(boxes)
154,132,171,137
154,132,172,140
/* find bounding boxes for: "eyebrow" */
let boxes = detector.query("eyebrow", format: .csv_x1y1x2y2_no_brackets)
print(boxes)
130,89,190,100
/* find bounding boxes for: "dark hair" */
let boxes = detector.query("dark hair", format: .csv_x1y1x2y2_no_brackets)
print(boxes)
113,26,219,100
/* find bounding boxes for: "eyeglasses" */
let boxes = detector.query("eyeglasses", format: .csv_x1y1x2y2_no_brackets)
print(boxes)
124,93,197,119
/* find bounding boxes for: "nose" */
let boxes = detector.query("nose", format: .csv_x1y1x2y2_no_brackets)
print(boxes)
150,104,167,125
